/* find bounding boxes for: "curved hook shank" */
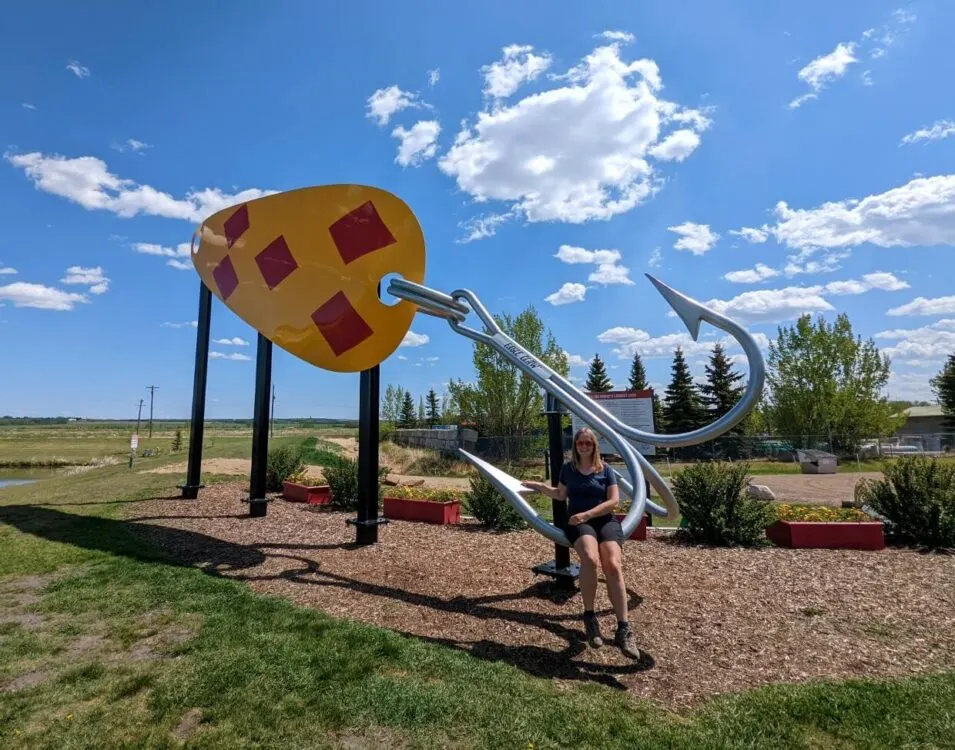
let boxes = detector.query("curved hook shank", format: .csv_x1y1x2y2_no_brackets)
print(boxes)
546,275,765,449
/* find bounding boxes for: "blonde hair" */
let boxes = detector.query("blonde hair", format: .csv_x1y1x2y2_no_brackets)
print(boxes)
571,427,604,472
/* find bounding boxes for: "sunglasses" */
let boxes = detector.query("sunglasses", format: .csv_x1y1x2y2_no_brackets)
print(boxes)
575,440,595,446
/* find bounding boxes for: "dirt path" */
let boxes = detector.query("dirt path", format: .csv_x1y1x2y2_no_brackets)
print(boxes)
142,458,471,491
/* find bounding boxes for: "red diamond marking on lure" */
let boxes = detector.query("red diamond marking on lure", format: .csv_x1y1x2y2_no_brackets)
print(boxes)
212,255,239,300
311,291,374,356
255,235,298,290
224,204,250,248
328,201,397,265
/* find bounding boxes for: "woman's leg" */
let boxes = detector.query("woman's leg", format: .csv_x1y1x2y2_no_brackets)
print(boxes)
574,535,603,646
599,539,640,659
598,540,627,623
574,535,600,612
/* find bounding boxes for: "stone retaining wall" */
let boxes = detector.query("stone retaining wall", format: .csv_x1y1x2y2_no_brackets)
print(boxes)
392,427,478,454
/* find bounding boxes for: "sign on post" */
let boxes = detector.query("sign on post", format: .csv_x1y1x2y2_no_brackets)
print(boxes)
130,434,139,451
570,389,656,457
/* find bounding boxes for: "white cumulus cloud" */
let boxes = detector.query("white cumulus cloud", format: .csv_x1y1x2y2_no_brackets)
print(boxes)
900,119,955,146
0,281,88,310
723,263,779,284
763,174,955,251
400,330,429,347
554,245,633,286
210,351,252,361
481,44,552,99
668,222,720,255
545,282,587,306
5,152,273,223
61,265,110,295
876,319,955,360
213,337,250,346
392,120,441,167
887,295,955,317
436,39,711,236
366,85,429,126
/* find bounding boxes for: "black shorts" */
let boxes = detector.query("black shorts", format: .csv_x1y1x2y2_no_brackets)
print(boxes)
565,514,624,546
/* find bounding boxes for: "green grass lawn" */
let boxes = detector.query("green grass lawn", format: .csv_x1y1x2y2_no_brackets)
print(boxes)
1,453,954,748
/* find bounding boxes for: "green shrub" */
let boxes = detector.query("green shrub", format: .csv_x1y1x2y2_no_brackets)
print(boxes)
463,474,527,531
323,455,389,511
299,436,340,466
854,456,955,549
671,461,775,547
266,444,306,492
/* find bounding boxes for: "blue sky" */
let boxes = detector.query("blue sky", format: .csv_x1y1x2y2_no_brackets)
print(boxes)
2,0,954,420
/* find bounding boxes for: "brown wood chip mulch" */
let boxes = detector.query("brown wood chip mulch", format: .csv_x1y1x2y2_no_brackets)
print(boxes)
125,482,955,711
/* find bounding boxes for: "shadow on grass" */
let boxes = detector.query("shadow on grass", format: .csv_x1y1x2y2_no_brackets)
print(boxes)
0,503,653,690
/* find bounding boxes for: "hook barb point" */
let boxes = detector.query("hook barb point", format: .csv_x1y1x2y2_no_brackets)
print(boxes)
645,274,706,341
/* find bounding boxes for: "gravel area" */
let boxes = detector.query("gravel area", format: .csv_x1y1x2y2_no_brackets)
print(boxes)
125,482,955,711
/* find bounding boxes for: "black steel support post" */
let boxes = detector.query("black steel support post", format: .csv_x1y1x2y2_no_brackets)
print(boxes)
248,333,272,518
349,363,388,544
179,281,212,499
532,393,580,588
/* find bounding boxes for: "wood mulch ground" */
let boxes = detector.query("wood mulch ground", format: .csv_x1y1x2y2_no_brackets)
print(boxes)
124,481,955,711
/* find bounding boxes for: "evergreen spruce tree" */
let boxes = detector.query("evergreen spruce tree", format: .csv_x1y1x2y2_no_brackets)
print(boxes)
700,343,745,427
663,347,705,433
417,395,426,426
652,392,665,432
585,353,613,392
931,354,955,432
628,352,648,391
399,390,415,427
426,388,440,427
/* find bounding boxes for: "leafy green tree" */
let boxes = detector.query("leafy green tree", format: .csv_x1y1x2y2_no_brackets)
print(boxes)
447,305,568,442
585,353,613,392
399,390,416,428
663,347,705,434
930,355,955,432
426,388,440,427
382,384,400,425
700,343,745,431
766,313,902,453
628,352,648,391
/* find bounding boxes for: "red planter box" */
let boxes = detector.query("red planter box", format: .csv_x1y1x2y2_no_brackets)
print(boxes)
613,513,648,540
383,496,461,525
766,520,885,550
282,481,330,504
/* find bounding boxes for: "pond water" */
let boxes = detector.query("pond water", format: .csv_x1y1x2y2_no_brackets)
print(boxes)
0,478,38,489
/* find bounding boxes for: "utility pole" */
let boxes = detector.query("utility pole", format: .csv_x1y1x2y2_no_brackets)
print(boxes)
270,384,276,438
146,385,159,438
135,399,144,435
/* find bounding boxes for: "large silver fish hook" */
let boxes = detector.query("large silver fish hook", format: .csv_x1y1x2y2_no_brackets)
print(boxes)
386,275,765,548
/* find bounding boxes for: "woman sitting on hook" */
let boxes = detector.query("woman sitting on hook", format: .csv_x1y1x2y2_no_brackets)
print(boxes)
522,427,640,658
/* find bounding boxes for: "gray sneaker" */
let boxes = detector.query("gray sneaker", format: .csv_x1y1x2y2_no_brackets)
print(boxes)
584,616,603,648
615,625,640,659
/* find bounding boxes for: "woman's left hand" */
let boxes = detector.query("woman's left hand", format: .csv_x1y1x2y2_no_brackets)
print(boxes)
568,512,589,526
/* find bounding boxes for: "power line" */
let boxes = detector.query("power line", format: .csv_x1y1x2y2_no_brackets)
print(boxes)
146,385,159,438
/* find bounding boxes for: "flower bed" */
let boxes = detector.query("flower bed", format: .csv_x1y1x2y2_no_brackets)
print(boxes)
765,504,884,550
282,480,331,505
382,486,461,525
613,512,648,540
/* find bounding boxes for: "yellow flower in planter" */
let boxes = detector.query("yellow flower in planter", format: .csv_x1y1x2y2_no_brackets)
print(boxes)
774,503,870,522
386,485,461,502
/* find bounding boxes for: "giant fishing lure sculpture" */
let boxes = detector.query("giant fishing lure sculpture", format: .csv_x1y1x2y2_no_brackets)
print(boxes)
191,184,765,548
